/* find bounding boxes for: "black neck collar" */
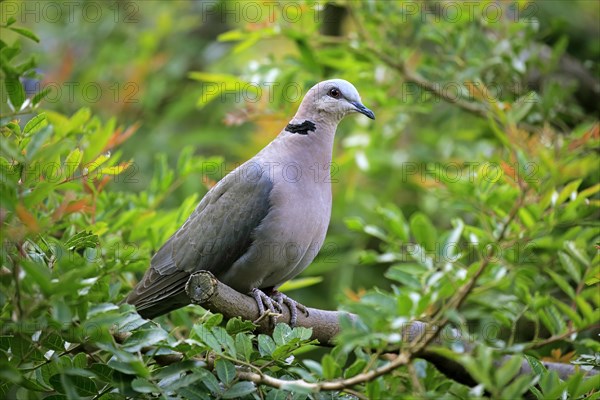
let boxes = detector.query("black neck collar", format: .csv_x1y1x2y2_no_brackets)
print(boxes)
285,120,316,135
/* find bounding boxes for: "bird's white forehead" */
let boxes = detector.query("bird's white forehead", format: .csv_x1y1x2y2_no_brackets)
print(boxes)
310,79,361,99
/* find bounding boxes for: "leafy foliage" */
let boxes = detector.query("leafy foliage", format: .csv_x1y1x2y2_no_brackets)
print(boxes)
1,1,599,398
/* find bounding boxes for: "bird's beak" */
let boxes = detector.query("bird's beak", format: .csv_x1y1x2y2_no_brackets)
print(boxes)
351,101,375,120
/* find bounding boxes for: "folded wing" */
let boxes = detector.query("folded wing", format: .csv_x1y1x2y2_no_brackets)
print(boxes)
125,168,273,318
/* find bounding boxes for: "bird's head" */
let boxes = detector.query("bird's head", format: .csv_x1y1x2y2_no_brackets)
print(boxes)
301,79,375,122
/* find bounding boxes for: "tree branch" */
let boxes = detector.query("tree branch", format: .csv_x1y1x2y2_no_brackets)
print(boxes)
184,271,598,390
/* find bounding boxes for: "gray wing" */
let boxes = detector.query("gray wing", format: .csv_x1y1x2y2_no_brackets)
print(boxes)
125,167,273,318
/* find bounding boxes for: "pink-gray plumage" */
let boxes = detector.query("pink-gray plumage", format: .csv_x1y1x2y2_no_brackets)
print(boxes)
125,79,375,324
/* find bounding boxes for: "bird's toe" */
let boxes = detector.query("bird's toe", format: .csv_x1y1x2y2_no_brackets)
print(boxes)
251,288,282,325
271,291,309,327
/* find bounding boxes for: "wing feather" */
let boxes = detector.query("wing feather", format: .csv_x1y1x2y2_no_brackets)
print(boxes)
125,166,273,318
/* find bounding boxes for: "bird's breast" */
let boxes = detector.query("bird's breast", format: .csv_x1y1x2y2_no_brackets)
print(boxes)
219,162,332,292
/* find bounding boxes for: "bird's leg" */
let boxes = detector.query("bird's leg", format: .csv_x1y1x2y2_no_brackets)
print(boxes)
250,288,283,325
270,290,309,327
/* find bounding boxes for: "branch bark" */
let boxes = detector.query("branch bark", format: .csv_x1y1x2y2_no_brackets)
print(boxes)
185,271,598,388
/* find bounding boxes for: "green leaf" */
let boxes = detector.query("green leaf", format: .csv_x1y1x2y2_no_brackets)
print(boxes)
154,360,197,380
443,218,464,258
64,231,99,252
508,92,537,123
501,374,537,399
71,353,87,370
63,148,84,172
23,113,48,136
571,372,600,397
122,328,168,352
107,358,149,377
495,355,522,387
278,276,323,291
217,29,245,42
86,153,110,174
235,333,253,362
556,179,582,206
363,224,388,241
25,125,53,161
20,259,52,295
378,204,410,242
321,354,341,379
518,208,536,229
410,212,437,252
99,161,132,176
4,72,25,110
226,317,256,335
291,326,312,341
344,216,365,232
199,370,222,395
188,72,257,108
538,307,564,335
132,377,160,394
385,265,422,289
50,374,97,397
212,326,236,356
41,331,65,351
546,269,575,299
178,385,212,400
523,355,547,375
202,312,224,328
258,334,276,357
265,388,290,400
574,296,596,323
344,358,367,378
114,310,147,332
89,364,113,383
566,371,584,397
65,107,91,136
578,183,600,199
558,251,581,282
366,379,382,400
192,325,221,353
32,86,52,106
273,323,292,346
551,299,583,328
564,241,590,267
1,40,21,63
215,358,236,386
222,381,256,399
9,27,40,42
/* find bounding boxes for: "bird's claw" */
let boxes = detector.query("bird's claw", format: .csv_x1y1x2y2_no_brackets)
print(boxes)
251,288,282,325
250,289,308,327
271,290,309,327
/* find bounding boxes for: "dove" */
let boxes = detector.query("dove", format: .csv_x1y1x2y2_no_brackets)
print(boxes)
125,79,375,325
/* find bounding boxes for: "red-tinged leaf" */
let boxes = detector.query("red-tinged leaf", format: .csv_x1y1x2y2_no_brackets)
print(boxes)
52,192,92,221
500,160,516,180
16,204,40,233
95,175,112,193
568,124,599,151
64,199,92,215
102,122,140,152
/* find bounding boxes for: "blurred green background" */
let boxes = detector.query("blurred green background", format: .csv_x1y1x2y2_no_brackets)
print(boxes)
8,0,598,310
2,1,599,398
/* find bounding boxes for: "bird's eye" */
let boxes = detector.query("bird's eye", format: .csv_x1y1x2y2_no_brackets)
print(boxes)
328,88,341,99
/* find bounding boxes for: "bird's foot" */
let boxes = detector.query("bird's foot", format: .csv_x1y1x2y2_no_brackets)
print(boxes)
271,290,309,327
251,288,283,325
